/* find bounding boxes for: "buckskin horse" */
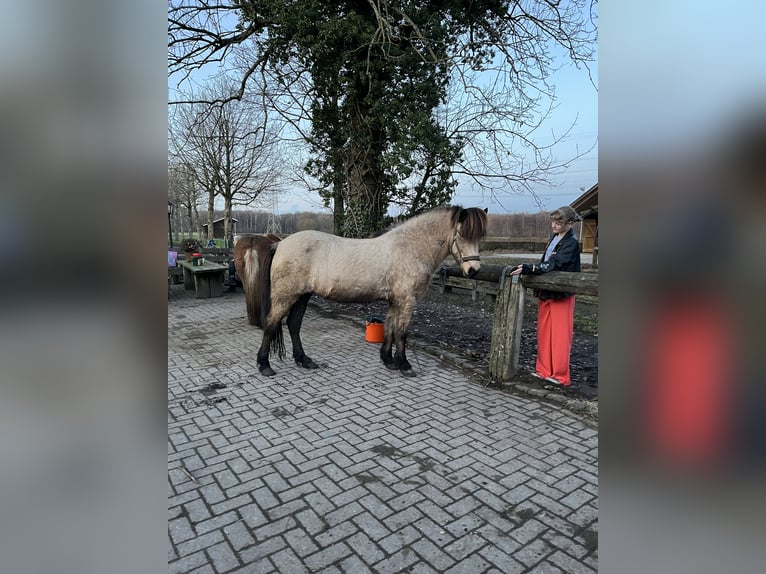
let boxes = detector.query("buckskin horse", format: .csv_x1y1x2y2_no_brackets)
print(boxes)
236,206,487,377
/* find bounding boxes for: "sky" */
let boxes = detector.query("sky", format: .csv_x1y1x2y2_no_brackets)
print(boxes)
169,9,598,217
446,60,598,215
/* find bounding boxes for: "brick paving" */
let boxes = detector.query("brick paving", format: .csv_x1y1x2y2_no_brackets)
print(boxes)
168,285,598,573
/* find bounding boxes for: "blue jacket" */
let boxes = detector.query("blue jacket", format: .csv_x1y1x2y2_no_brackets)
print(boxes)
521,228,581,300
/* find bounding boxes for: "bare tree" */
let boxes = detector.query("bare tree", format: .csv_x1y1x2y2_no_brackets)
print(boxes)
168,161,202,240
440,66,596,212
169,77,283,244
169,101,222,240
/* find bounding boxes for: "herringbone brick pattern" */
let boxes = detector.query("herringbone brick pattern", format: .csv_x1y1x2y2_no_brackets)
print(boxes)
168,286,597,573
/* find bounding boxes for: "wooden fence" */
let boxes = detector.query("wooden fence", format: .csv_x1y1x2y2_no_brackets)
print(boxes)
436,265,598,381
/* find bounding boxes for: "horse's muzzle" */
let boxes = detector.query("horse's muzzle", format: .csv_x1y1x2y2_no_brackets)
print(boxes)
460,254,480,278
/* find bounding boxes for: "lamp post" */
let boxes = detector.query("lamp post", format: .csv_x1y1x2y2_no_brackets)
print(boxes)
168,201,174,248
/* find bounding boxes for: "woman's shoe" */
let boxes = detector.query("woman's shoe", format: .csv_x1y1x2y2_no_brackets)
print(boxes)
545,377,571,386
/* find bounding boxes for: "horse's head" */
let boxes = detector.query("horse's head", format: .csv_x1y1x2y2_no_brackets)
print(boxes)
450,207,488,278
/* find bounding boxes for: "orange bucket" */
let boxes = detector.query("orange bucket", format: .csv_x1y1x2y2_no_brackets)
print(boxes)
365,316,385,343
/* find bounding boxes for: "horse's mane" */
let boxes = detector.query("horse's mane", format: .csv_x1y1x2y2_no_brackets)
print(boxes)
449,205,488,241
367,206,487,241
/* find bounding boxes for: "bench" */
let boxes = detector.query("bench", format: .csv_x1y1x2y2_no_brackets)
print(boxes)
177,260,228,299
168,266,183,285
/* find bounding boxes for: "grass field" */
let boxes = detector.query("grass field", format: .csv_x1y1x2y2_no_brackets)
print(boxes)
170,234,228,249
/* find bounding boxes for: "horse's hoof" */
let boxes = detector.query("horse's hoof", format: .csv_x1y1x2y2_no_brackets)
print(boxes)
384,362,399,371
296,358,319,369
400,368,416,377
259,366,276,377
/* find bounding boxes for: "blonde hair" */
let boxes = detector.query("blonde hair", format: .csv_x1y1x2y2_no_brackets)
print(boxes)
550,205,579,224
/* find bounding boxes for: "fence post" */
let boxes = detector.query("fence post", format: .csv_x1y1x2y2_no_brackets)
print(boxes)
489,274,526,380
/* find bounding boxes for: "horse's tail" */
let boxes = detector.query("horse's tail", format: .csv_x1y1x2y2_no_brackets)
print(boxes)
234,236,263,327
243,251,261,327
259,242,285,360
234,234,283,329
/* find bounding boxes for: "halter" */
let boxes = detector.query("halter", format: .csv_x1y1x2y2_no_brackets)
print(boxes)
451,228,481,266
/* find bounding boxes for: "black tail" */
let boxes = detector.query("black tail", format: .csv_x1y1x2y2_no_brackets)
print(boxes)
258,243,285,360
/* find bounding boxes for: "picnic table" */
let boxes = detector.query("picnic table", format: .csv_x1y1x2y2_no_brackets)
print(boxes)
177,260,228,299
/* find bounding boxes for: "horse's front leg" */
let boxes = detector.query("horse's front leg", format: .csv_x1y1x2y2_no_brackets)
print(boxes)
287,293,318,369
383,299,416,377
394,331,414,377
380,305,396,369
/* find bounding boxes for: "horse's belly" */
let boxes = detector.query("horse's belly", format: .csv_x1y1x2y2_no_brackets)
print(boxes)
317,279,387,303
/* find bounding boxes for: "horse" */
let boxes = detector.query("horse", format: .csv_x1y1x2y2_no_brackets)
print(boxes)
245,205,487,377
233,233,282,327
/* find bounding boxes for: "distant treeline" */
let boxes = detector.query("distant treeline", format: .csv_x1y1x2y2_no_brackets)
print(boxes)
484,211,554,239
175,209,554,239
172,210,335,236
228,210,334,234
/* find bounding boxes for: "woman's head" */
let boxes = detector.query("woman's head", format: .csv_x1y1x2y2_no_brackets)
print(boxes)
550,205,579,225
549,206,579,235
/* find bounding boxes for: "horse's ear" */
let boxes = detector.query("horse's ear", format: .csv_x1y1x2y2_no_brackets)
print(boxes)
484,207,488,214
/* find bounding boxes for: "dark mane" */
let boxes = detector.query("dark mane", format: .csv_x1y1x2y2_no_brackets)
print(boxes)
450,205,488,242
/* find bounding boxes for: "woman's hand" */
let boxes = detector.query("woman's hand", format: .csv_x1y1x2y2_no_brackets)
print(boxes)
509,264,523,276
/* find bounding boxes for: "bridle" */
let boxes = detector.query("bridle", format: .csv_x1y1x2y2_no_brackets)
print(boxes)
450,227,481,266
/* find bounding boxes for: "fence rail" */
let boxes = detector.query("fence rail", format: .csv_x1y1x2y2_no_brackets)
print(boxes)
436,265,599,381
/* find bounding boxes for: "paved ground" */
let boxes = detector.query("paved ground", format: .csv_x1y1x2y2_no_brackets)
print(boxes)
168,285,598,573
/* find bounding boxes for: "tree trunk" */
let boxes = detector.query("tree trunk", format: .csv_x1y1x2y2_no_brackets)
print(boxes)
344,134,385,237
207,188,215,241
332,186,344,236
342,90,386,237
186,205,193,240
331,149,345,236
223,195,232,248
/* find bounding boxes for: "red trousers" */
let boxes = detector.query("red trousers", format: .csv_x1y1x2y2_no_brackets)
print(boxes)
535,295,575,385
642,296,735,469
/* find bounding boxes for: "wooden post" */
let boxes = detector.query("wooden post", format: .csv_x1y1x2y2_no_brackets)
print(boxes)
489,274,526,381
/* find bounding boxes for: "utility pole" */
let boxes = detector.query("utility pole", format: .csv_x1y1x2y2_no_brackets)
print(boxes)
266,190,282,235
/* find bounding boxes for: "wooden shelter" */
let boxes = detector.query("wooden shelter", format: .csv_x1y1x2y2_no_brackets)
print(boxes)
201,217,238,239
571,183,598,264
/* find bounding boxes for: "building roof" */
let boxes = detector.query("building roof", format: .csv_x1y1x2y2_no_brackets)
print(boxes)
571,182,598,218
201,217,238,227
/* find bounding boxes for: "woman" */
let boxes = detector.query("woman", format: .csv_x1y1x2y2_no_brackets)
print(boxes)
510,206,581,386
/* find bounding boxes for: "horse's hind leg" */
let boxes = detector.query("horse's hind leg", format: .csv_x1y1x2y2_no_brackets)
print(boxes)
287,293,318,369
257,326,278,377
380,308,395,369
257,300,292,377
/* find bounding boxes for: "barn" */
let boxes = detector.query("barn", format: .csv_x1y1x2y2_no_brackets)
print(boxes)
571,183,598,266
